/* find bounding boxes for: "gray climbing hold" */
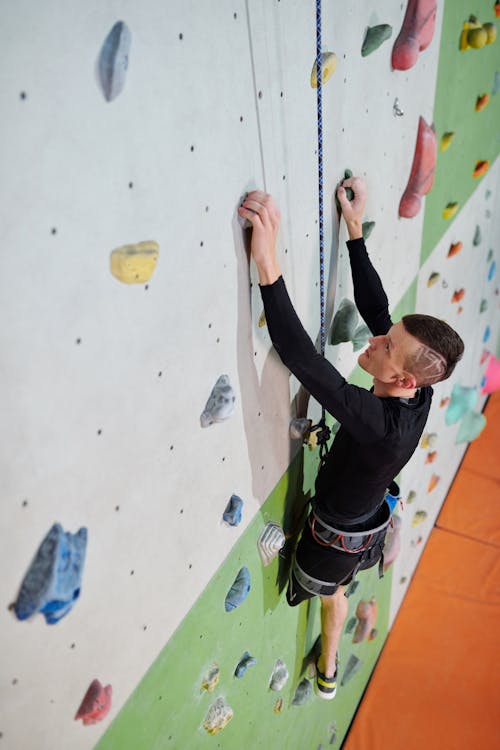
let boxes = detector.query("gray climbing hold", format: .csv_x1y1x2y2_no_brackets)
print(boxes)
480,299,488,313
292,677,313,705
234,651,257,678
269,658,289,691
257,522,285,566
224,567,251,612
352,323,371,352
473,225,482,246
345,616,357,634
200,375,236,427
14,523,87,624
393,97,404,116
361,24,393,56
290,417,312,441
329,299,359,345
341,654,362,686
98,21,131,102
222,495,243,526
362,221,375,240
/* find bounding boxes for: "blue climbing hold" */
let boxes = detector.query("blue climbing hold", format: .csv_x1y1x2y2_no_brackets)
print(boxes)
224,567,251,612
98,21,132,102
222,495,243,527
14,523,87,624
483,326,491,343
488,261,496,281
234,651,257,678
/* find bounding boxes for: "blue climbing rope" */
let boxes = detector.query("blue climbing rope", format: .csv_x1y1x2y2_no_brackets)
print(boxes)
313,0,331,462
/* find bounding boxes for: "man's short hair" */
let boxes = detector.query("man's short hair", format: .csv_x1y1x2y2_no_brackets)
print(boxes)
402,314,464,386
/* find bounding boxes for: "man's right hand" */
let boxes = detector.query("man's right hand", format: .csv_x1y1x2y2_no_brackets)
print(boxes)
337,176,367,240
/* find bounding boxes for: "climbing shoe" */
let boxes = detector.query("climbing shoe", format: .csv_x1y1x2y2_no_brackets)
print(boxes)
314,656,338,700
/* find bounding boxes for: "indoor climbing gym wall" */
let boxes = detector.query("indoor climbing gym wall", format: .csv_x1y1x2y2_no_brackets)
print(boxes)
0,1,499,749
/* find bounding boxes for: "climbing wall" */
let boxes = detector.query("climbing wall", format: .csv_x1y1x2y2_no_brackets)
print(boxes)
0,1,498,749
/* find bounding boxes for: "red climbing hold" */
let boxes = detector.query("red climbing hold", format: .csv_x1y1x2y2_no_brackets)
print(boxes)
399,116,437,218
75,679,112,725
392,0,437,70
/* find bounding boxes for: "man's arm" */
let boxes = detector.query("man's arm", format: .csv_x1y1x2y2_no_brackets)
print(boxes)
337,178,392,336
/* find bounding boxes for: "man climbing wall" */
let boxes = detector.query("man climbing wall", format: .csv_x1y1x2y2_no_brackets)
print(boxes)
238,175,464,700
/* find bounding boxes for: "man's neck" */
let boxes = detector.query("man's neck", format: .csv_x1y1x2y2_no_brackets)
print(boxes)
373,378,417,399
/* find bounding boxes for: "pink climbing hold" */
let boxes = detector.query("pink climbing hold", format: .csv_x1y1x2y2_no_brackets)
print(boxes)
399,116,437,218
481,354,500,395
353,597,378,644
392,0,437,70
75,679,112,725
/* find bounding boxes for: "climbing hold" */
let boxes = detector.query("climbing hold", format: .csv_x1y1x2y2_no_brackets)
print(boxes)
487,248,494,262
483,22,497,44
362,221,375,240
235,651,257,678
290,418,312,441
440,132,455,151
393,97,404,116
383,514,402,570
427,271,440,287
98,21,131,101
425,451,437,463
200,375,236,427
222,495,243,527
480,299,488,313
483,326,491,343
352,323,371,352
257,522,285,566
225,567,251,611
411,510,428,527
399,116,437,218
411,535,424,547
482,354,500,394
440,397,450,408
421,432,437,449
446,384,478,424
473,225,482,246
495,3,500,19
201,664,220,693
406,490,417,504
273,698,284,714
467,26,488,48
353,597,378,644
442,202,459,220
451,289,465,303
349,580,360,595
447,242,463,258
110,241,159,284
269,659,289,691
475,93,490,111
74,679,112,725
341,654,362,686
258,309,267,328
335,169,355,214
368,628,378,641
488,261,496,281
329,299,359,345
310,52,337,88
493,71,500,95
456,411,487,444
427,474,440,493
14,523,87,624
480,349,490,366
361,24,393,56
392,0,437,70
292,678,313,705
203,698,233,735
473,160,489,178
345,616,357,635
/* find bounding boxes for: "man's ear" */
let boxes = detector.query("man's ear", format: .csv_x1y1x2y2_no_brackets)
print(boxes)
397,371,417,390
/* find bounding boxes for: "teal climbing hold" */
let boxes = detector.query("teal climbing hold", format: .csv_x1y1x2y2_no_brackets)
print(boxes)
445,384,478,425
455,411,486,444
224,567,251,612
361,24,393,56
352,323,371,352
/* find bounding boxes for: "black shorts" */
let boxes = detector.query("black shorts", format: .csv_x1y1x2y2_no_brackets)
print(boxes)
286,506,388,607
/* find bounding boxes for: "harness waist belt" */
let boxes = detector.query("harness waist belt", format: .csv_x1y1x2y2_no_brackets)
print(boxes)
309,500,392,554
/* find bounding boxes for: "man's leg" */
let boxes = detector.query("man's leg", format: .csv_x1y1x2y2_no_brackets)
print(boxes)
318,585,348,677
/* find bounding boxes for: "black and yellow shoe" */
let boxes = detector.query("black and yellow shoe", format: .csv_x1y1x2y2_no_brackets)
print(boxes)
314,657,338,700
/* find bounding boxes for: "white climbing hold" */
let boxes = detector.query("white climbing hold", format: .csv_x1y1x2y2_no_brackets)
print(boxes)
269,659,289,691
203,697,233,735
200,375,236,427
289,418,312,441
257,522,285,566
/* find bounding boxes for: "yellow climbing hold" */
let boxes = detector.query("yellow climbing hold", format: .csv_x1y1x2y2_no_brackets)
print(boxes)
411,510,428,527
440,132,455,152
427,272,440,287
483,22,497,44
442,203,459,220
258,310,267,328
310,52,337,88
110,241,159,284
467,26,488,48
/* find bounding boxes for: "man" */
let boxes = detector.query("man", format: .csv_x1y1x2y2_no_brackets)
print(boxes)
238,176,464,700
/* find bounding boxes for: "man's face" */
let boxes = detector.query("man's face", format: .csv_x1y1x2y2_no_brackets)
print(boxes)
358,321,421,386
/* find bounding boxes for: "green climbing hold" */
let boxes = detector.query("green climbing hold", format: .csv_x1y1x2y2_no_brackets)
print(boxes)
352,323,370,352
341,654,362,686
335,168,354,212
345,616,357,634
480,299,488,313
362,221,375,239
329,299,359,345
361,24,393,56
473,225,482,246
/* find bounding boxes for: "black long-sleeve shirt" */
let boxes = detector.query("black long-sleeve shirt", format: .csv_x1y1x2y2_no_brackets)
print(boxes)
260,238,432,523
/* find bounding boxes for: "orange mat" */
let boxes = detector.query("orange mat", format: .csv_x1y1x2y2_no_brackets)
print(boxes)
343,394,500,750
